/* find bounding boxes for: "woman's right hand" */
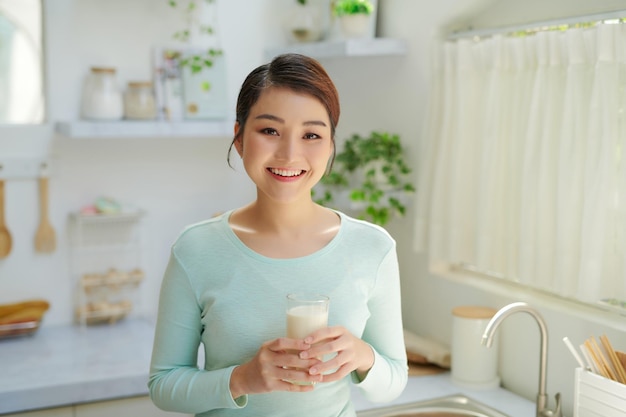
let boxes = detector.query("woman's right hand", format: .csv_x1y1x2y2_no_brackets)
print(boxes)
229,337,323,398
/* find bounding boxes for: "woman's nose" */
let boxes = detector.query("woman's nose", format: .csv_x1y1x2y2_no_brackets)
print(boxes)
275,135,298,161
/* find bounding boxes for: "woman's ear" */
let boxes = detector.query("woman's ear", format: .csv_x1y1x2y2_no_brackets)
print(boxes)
234,122,243,156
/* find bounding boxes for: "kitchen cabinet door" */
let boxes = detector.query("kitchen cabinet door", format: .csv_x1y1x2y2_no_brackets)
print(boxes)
2,406,73,417
75,396,191,417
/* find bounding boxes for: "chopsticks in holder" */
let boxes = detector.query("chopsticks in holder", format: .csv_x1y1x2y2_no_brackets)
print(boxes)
580,334,626,385
580,343,599,373
584,338,614,379
600,334,626,384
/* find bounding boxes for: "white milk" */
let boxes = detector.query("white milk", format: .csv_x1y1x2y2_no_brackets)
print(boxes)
286,305,328,339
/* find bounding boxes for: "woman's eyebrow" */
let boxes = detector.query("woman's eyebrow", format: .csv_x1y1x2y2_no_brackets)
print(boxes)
255,113,283,122
254,114,327,127
303,120,327,127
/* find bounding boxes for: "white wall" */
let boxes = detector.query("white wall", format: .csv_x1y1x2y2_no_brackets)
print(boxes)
1,0,625,416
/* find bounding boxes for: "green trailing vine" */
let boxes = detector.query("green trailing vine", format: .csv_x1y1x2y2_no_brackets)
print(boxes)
167,0,223,74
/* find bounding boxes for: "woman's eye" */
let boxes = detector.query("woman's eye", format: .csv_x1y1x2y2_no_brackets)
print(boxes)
261,127,278,136
303,133,321,140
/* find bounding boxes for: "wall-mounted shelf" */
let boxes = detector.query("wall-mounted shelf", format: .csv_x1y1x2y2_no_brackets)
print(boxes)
55,120,233,139
0,158,51,180
264,38,407,60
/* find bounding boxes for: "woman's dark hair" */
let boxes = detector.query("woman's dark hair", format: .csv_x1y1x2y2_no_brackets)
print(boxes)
227,53,340,170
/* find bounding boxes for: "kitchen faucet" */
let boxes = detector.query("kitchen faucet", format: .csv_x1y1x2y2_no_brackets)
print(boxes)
481,302,562,417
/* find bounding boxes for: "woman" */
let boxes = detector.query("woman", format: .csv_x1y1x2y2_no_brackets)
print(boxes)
149,53,407,417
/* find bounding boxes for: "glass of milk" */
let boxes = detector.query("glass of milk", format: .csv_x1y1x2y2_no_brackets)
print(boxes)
285,293,329,385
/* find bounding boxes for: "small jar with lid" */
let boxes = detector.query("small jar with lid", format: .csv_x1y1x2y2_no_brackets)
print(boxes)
80,67,124,120
451,306,500,389
123,82,157,120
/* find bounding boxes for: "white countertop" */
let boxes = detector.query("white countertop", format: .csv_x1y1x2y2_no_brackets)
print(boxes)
0,318,535,416
0,318,154,414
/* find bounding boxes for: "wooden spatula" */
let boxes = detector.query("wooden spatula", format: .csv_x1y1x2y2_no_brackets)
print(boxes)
0,180,12,258
34,175,56,253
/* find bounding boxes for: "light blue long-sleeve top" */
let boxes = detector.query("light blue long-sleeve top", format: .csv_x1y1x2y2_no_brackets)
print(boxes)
148,210,408,417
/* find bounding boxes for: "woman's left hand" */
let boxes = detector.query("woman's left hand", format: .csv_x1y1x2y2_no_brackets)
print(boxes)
299,326,374,383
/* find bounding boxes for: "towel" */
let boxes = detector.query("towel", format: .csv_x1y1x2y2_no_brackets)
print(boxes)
404,329,451,369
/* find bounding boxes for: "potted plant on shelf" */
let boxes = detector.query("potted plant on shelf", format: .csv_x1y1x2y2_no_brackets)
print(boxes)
332,0,375,39
314,131,415,226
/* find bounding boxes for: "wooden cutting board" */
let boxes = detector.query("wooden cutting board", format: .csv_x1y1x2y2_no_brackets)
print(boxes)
408,362,447,376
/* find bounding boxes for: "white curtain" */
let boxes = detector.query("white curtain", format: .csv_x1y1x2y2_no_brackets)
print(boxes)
415,22,626,307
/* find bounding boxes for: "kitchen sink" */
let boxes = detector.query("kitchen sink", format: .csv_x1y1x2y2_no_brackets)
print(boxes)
356,394,511,417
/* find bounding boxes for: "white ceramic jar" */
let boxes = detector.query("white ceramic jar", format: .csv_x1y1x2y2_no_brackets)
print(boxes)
123,82,156,120
451,306,500,389
81,67,124,120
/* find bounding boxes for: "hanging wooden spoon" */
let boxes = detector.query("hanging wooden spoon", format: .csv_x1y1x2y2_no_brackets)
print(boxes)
0,179,12,258
34,174,56,253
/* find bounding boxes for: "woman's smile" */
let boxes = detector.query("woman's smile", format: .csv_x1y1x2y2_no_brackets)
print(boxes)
268,167,306,178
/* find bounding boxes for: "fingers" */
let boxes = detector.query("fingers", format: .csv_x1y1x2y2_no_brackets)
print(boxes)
254,338,324,391
269,336,312,353
296,326,374,381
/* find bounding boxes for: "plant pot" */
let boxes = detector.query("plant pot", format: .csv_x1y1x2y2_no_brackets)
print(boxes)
338,14,371,38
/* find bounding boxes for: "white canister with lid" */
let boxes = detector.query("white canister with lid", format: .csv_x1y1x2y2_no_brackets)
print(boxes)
81,67,124,120
124,81,156,120
451,306,500,389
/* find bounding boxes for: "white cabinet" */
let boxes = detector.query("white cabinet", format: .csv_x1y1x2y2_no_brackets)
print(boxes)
68,211,145,325
2,397,190,417
75,396,191,417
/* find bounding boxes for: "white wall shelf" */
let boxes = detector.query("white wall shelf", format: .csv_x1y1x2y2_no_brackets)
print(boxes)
264,38,407,60
55,120,233,139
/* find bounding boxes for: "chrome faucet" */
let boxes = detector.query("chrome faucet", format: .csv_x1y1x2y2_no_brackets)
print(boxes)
481,302,562,417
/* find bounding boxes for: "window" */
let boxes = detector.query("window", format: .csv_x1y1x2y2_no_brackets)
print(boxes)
414,18,626,316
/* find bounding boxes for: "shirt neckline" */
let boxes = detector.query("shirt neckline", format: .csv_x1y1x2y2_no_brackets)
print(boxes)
221,209,345,263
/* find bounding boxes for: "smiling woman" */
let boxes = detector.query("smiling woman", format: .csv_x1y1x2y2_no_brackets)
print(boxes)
0,0,44,124
148,53,408,417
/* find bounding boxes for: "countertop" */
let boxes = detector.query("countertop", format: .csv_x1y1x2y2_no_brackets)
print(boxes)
0,318,535,416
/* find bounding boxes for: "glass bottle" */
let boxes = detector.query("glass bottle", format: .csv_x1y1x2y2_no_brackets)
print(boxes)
123,82,157,120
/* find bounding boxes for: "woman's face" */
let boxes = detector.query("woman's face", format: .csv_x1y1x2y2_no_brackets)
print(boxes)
235,87,333,205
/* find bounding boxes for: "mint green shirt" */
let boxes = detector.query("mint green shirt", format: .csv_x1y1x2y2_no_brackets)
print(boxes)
149,210,407,417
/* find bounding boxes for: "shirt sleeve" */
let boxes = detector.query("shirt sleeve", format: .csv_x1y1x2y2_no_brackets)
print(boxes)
352,241,408,402
148,249,248,413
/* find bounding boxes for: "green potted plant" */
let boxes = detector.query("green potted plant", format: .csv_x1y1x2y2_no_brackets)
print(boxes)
315,131,415,226
332,0,375,38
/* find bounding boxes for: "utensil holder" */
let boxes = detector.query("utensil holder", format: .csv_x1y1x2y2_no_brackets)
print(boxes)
574,367,626,417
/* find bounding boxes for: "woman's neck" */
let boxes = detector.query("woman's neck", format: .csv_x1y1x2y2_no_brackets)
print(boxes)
229,198,341,258
244,198,321,234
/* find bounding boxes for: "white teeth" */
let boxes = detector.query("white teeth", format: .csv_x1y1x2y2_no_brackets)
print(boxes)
270,168,303,177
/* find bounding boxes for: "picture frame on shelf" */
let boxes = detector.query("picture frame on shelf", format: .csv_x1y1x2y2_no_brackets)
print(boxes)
152,47,184,121
152,46,229,122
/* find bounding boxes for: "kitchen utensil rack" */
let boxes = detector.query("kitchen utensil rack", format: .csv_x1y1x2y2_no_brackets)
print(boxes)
68,211,145,326
574,367,626,417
